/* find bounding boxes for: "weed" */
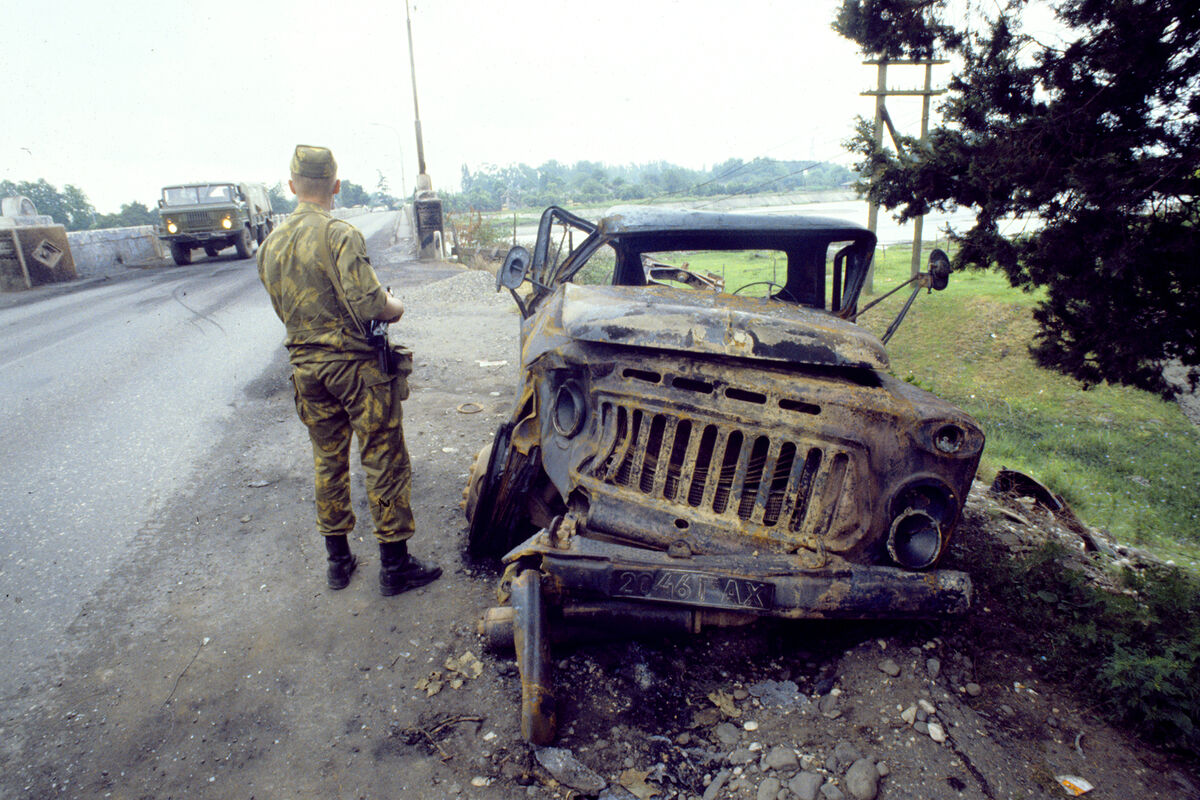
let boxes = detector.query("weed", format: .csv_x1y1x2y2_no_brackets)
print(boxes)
973,540,1200,751
447,211,508,253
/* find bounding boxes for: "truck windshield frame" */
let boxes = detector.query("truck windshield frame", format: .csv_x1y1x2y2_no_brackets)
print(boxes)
162,184,236,206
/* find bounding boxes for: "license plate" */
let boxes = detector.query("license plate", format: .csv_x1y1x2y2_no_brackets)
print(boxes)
611,568,774,611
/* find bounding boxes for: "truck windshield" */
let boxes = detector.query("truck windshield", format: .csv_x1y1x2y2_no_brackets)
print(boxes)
162,185,236,206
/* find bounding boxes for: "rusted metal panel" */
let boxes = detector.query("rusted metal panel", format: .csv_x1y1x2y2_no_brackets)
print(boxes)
558,283,890,368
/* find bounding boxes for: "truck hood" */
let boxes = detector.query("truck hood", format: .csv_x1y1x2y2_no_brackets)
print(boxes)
556,283,889,370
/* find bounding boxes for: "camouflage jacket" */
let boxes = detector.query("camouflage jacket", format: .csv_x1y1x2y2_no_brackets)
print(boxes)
257,202,388,364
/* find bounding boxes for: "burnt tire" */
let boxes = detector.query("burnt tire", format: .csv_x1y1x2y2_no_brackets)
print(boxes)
465,424,510,560
234,227,253,259
461,442,493,527
464,422,544,560
170,243,192,266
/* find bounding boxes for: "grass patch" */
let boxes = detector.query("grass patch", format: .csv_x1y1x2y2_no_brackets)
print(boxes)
857,244,1200,562
968,540,1200,753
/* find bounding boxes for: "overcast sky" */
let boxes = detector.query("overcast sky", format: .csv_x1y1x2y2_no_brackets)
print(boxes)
2,0,949,213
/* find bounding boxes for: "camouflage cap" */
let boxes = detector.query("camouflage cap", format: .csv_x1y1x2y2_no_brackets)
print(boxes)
290,145,337,179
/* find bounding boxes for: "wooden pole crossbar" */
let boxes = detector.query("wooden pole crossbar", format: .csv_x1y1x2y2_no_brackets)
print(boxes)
859,58,944,282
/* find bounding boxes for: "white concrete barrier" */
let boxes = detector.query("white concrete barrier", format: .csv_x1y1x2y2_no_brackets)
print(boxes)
67,226,168,277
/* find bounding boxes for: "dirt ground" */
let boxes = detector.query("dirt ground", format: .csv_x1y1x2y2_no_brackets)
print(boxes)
1,238,1196,800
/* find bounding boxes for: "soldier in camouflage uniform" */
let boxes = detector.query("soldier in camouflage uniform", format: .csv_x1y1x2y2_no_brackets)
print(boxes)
257,144,441,596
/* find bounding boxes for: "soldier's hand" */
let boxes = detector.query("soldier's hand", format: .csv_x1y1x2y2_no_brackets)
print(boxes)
381,293,405,323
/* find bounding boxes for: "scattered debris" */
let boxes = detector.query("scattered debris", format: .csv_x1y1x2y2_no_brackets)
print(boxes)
990,468,1066,512
708,690,741,718
747,679,806,708
1056,775,1094,796
445,651,484,681
476,359,508,368
618,767,661,799
416,652,485,695
414,672,445,696
534,746,607,794
456,402,483,414
395,713,484,762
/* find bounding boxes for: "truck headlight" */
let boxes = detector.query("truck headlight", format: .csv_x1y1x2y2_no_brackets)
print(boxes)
887,509,942,569
221,217,233,230
886,480,955,569
933,424,964,453
918,418,982,458
166,221,178,234
552,381,587,438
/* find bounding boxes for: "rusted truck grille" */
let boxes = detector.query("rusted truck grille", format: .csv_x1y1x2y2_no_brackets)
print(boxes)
592,401,850,534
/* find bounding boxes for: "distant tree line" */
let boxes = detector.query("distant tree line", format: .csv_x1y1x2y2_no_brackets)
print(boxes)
4,158,851,231
446,158,854,212
1,179,101,230
0,178,399,231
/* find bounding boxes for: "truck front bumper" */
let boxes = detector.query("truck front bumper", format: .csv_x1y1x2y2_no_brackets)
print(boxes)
498,521,971,623
159,232,236,246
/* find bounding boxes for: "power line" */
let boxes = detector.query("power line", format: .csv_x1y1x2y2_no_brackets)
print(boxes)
692,162,824,209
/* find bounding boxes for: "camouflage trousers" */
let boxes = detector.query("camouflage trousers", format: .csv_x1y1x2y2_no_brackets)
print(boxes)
290,358,414,543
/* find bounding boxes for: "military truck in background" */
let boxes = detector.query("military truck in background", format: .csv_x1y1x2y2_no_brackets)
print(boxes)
157,182,275,265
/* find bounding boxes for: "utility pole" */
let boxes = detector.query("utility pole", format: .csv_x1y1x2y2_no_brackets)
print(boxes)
861,58,946,282
405,0,426,180
864,61,887,293
405,0,443,260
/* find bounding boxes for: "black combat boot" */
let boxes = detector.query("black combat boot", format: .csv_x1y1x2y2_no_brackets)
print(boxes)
379,540,442,596
324,534,357,590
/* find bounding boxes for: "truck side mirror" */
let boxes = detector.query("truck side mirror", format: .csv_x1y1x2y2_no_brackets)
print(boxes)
499,246,531,291
928,249,951,291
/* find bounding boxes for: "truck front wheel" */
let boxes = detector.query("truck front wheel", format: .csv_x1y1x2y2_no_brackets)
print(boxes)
170,243,193,266
234,227,253,259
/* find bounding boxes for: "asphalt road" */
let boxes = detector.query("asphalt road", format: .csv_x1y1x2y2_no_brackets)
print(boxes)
0,211,400,700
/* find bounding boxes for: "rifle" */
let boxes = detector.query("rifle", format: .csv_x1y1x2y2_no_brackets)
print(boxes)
367,317,394,374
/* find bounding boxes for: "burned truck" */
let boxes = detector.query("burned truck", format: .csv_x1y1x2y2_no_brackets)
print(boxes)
157,182,275,265
464,206,983,743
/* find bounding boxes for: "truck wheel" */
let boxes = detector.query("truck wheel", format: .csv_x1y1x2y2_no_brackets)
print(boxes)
204,245,221,258
464,422,545,560
170,243,193,266
234,227,253,259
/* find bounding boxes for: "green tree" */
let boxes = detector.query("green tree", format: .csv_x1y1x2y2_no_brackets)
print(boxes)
835,0,1200,397
336,180,371,208
92,201,157,229
268,183,296,214
0,178,95,230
